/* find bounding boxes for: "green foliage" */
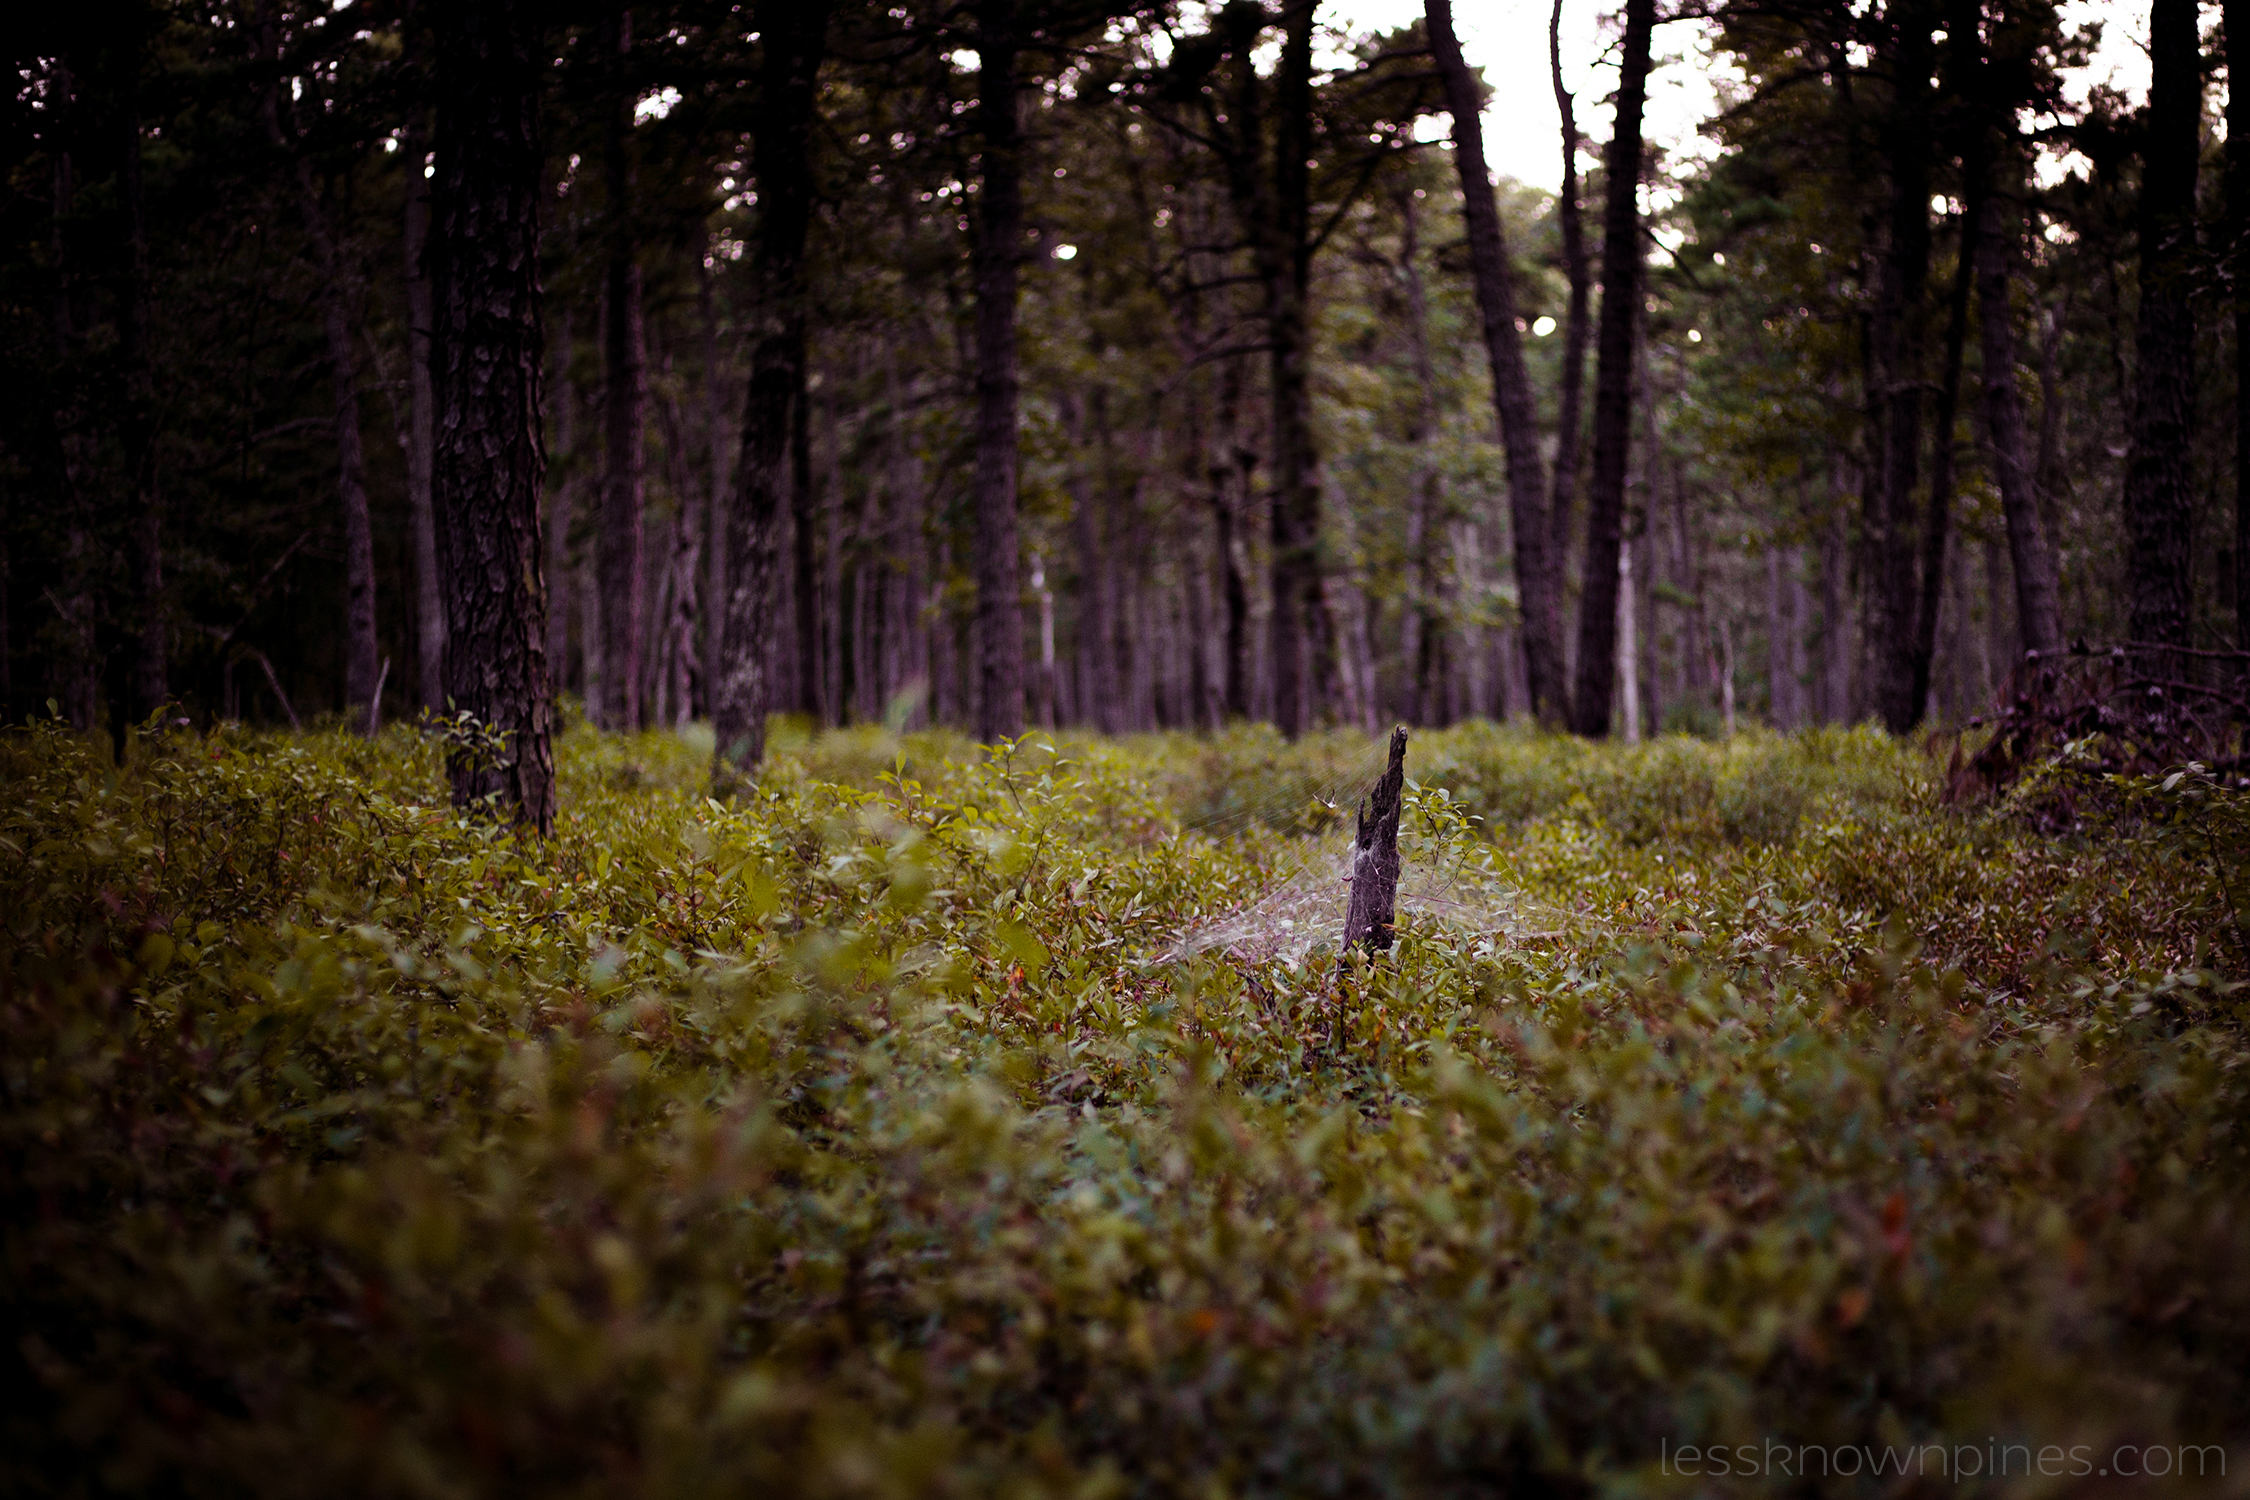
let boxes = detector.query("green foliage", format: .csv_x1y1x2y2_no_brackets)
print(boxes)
3,720,2247,1496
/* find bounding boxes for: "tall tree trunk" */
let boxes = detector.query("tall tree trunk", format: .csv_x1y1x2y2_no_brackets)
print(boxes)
267,58,379,726
1428,0,1566,724
119,68,166,722
1548,0,1592,579
1215,357,1251,719
969,0,1027,740
714,0,825,785
1865,9,1940,732
1259,2,1320,737
429,0,554,831
404,17,444,711
598,10,646,731
546,326,574,698
1906,176,1983,718
700,249,731,714
2233,0,2250,649
1570,0,1654,736
1975,176,2063,656
2122,0,2200,652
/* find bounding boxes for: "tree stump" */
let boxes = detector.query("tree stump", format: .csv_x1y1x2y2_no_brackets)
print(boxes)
1342,726,1408,952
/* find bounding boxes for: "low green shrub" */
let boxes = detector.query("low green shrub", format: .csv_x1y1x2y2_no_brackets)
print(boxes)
2,718,2244,1496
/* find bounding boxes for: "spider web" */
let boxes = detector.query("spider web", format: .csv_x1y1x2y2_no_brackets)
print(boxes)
1155,736,1566,967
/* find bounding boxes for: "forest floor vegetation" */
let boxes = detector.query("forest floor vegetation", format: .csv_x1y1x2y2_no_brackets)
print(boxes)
4,715,2248,1496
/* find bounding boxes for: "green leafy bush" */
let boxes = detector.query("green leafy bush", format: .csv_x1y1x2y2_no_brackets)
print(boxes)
3,719,2245,1496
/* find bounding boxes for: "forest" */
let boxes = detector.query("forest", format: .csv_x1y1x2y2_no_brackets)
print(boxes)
4,0,2250,1495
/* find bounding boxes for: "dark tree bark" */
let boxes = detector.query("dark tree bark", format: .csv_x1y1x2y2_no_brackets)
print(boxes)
1262,2,1321,738
404,14,444,712
597,9,646,731
119,66,165,722
1864,7,1939,732
1428,0,1567,725
2123,0,2200,652
713,0,826,786
1975,174,2063,656
2229,0,2249,648
265,47,379,727
1342,725,1407,952
970,0,1028,741
1547,0,1592,578
48,62,98,732
1569,0,1654,736
1906,176,1982,717
429,0,554,832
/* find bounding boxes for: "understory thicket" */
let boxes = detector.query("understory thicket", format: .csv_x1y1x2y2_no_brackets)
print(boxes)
3,719,2247,1497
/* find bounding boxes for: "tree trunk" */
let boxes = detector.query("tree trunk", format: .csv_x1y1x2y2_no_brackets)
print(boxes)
1257,3,1320,738
267,57,379,727
596,11,646,730
546,327,574,700
1569,0,1654,736
404,22,444,712
1974,177,2063,657
1905,174,1983,719
429,0,554,832
1860,11,1941,731
2233,0,2250,649
700,249,731,715
1342,726,1408,953
968,0,1028,741
2122,0,2200,653
119,75,166,722
714,0,825,785
1428,0,1567,724
1548,0,1592,580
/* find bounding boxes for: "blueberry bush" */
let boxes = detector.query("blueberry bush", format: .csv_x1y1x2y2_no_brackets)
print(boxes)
3,718,2246,1496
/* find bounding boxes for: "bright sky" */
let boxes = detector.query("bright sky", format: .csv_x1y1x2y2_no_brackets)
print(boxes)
1326,0,2158,196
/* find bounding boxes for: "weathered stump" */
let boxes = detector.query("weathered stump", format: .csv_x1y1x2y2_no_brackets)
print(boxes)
1342,726,1408,952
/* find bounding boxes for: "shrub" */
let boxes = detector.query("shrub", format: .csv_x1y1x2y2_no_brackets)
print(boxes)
2,717,2245,1496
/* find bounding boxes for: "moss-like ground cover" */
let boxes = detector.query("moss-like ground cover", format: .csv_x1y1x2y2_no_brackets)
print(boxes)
3,719,2246,1496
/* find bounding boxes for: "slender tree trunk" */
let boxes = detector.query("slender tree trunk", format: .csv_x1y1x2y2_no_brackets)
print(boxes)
1570,0,1654,736
1215,358,1252,719
119,76,166,722
2122,0,2200,652
267,62,379,726
546,327,574,700
700,250,730,715
597,11,646,730
1428,0,1566,723
1548,0,1592,578
1906,176,1982,718
429,0,554,831
969,0,1027,740
714,0,825,784
1258,3,1321,737
1864,14,1939,732
2233,0,2250,649
1975,178,2063,656
404,25,444,712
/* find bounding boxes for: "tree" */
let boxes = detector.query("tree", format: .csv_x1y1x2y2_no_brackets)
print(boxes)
596,8,647,732
429,0,554,830
970,0,1029,741
263,10,380,731
2233,0,2250,649
1428,0,1567,725
713,0,827,786
2121,0,2199,653
1570,0,1655,737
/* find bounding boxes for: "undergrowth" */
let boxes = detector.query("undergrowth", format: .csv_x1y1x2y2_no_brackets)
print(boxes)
3,717,2246,1497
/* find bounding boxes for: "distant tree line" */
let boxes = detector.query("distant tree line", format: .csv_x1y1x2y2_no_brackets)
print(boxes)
2,0,2241,821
